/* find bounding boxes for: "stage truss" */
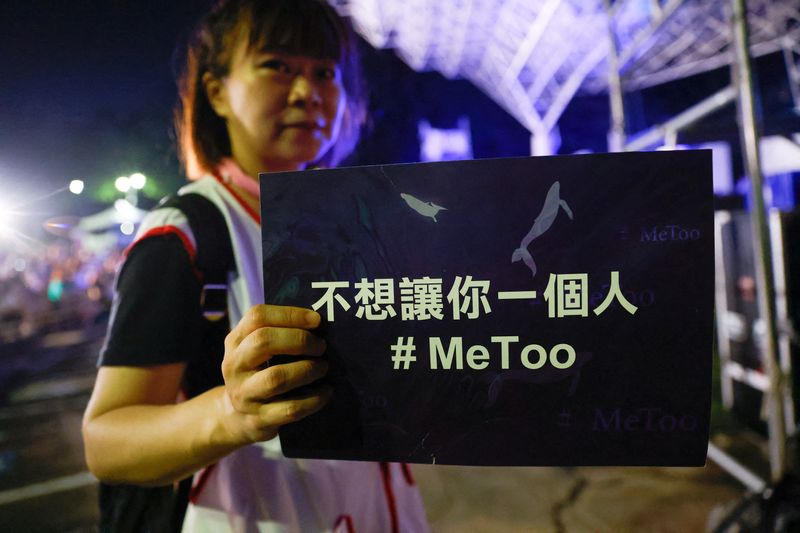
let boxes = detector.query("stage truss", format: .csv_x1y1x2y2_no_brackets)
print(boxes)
334,0,800,153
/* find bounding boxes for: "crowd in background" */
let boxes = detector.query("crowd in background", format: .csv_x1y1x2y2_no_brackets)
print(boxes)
0,237,121,344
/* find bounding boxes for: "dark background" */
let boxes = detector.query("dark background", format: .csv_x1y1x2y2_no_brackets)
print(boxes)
0,1,797,218
0,0,528,217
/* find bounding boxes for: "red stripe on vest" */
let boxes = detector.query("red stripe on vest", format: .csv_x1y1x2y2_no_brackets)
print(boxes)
189,463,217,504
123,226,202,281
125,225,196,260
379,462,400,533
333,514,355,533
212,172,261,225
400,463,415,486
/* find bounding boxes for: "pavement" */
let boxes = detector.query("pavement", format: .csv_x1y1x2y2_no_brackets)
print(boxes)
414,462,744,532
0,326,103,532
0,323,761,532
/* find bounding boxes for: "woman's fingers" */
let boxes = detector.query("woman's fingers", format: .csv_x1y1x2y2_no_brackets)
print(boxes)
225,305,321,352
235,326,326,371
257,385,333,426
220,304,332,443
239,359,329,402
225,384,333,444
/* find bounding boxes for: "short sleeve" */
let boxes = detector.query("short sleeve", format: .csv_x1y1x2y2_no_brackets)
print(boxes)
98,234,205,367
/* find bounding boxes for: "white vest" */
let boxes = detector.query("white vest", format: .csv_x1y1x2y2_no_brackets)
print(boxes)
133,176,429,533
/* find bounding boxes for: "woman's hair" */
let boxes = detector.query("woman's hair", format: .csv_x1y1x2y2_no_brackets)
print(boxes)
175,0,367,178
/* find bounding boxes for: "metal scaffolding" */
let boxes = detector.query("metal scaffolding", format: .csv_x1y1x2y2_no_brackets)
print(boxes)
605,0,798,493
335,0,800,505
335,0,799,154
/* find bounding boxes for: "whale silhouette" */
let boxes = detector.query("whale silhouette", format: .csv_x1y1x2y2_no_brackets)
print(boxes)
511,181,573,277
400,193,447,222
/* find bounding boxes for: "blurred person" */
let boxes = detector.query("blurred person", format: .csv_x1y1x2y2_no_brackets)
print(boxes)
82,1,429,531
0,272,33,342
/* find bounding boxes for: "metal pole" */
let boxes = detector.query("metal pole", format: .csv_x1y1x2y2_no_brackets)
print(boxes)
714,212,735,410
604,0,626,152
649,0,663,22
768,210,797,433
707,443,767,494
730,0,786,482
625,86,736,151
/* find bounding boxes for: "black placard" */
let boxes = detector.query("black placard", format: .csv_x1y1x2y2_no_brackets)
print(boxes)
260,151,713,466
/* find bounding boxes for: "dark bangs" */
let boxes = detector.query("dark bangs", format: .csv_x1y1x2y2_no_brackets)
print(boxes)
177,0,367,178
244,0,347,61
239,0,366,168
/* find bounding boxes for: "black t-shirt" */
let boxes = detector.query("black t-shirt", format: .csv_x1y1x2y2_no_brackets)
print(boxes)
99,234,227,397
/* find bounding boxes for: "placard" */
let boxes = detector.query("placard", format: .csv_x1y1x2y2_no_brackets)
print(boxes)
261,151,713,466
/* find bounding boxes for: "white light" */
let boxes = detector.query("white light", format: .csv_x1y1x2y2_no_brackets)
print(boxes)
14,258,26,272
0,200,14,238
115,176,131,193
655,144,689,151
114,198,138,221
69,179,84,195
120,221,135,235
129,172,147,190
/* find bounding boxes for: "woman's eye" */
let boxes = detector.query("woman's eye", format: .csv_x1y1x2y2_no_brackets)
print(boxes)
261,60,292,74
317,67,337,81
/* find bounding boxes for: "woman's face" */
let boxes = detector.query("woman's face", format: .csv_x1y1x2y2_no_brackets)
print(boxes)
208,41,346,174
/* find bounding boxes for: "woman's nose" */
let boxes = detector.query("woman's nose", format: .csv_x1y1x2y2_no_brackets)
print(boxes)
287,75,322,108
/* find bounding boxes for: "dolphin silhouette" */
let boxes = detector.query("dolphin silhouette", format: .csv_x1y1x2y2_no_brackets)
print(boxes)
511,181,573,277
400,193,447,222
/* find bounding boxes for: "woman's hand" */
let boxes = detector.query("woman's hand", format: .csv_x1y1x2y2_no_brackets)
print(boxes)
219,304,331,445
82,304,331,485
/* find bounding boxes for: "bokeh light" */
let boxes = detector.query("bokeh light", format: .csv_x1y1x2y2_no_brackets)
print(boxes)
115,176,130,193
120,221,135,235
113,199,138,220
129,172,147,190
69,179,85,195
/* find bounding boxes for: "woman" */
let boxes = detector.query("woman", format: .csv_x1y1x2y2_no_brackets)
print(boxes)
82,1,429,531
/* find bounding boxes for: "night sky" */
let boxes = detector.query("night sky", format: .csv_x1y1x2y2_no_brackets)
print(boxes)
1,1,205,121
0,1,529,214
0,1,211,206
1,1,796,218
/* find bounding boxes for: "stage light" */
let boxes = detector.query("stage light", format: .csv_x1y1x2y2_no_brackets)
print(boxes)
129,172,147,190
69,179,84,195
115,176,131,193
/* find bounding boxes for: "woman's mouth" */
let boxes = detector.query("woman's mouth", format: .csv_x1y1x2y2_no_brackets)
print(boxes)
283,121,323,131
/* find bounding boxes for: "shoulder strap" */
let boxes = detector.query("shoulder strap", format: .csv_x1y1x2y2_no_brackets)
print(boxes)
157,193,235,321
148,192,235,531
